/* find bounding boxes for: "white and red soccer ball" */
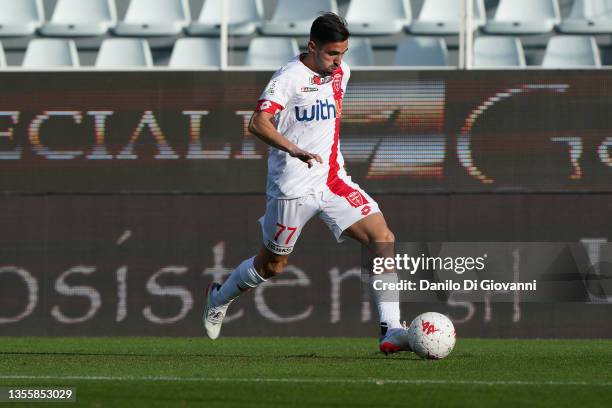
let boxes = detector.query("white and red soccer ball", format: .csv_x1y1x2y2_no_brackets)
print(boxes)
407,312,456,360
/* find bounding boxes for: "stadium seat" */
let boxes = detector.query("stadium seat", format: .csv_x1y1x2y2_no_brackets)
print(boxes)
187,0,263,36
245,37,299,69
484,0,561,34
393,37,448,66
261,0,338,36
0,42,6,68
559,0,612,34
95,38,153,68
0,0,44,36
169,38,220,68
542,36,601,68
113,0,190,36
410,0,485,34
473,36,526,68
22,39,80,68
344,38,375,67
346,0,412,35
40,0,117,37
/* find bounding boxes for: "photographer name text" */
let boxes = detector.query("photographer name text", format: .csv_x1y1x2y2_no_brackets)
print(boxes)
373,279,538,292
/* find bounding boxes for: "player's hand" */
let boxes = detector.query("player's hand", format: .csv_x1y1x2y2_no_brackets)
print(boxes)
289,146,323,168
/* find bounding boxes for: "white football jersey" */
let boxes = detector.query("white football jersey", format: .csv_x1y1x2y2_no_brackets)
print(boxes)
256,54,359,201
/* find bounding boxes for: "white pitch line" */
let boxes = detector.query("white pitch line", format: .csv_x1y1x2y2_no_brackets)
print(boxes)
0,376,611,387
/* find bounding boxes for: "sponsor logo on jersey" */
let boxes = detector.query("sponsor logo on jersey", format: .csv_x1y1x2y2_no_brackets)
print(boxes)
266,240,292,254
361,205,372,216
295,99,337,122
266,79,278,95
310,75,333,85
300,87,318,92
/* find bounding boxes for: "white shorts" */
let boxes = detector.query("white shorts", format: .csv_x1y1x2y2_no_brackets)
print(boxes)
259,185,380,255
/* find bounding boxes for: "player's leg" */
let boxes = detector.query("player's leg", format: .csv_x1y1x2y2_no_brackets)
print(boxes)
211,244,289,306
319,187,409,353
343,213,411,353
342,211,394,252
204,195,318,340
203,245,289,340
341,212,401,326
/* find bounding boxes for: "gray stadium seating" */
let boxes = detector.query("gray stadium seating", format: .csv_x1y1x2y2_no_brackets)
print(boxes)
40,0,117,37
485,0,561,34
473,36,526,68
187,0,263,36
0,0,609,69
22,39,80,68
260,0,338,36
346,0,412,35
344,37,375,67
542,35,601,68
169,38,220,68
559,0,612,34
95,38,153,67
0,0,44,36
245,37,299,69
393,37,448,66
113,0,190,36
410,0,485,34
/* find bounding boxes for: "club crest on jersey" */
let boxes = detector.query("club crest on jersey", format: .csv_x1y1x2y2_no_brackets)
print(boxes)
332,73,343,94
332,73,344,117
295,99,337,122
346,191,365,207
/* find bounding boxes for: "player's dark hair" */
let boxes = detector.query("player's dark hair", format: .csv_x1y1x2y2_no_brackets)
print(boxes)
310,12,350,46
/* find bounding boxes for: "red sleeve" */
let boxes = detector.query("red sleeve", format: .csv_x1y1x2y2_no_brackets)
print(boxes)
255,99,284,115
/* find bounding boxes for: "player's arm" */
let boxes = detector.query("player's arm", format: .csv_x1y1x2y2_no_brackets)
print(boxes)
248,111,323,168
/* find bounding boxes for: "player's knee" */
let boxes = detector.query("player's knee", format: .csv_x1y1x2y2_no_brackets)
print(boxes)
261,257,288,278
385,229,395,243
371,228,395,244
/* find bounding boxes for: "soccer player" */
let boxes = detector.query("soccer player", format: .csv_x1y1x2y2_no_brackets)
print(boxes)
204,13,409,354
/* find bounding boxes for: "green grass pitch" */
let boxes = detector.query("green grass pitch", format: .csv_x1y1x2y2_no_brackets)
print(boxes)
0,337,611,407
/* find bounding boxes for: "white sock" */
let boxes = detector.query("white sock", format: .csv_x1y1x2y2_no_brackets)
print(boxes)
212,256,266,307
370,273,402,330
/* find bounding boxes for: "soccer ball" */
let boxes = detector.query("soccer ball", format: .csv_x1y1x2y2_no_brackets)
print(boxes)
407,312,456,359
